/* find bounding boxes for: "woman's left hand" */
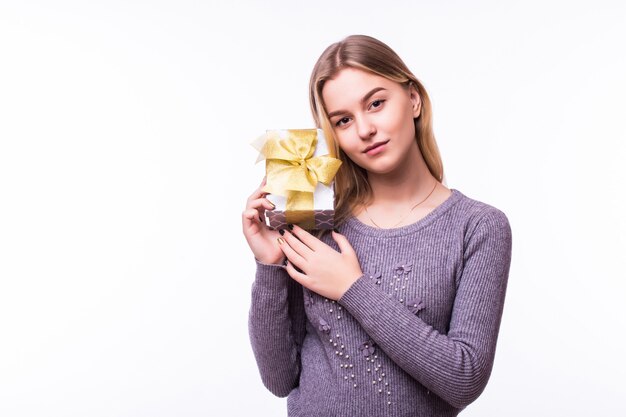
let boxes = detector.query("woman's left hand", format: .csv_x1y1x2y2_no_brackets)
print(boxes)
278,224,363,300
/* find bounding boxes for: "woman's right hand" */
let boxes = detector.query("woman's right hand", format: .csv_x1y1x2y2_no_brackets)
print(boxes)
242,176,286,265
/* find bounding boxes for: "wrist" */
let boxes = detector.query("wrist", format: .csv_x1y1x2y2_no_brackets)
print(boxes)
338,272,364,300
255,255,287,266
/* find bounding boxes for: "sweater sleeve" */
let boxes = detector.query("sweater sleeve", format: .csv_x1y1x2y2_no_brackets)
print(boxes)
337,209,513,409
248,258,307,398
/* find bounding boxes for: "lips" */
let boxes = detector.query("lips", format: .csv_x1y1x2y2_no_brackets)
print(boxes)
363,140,389,153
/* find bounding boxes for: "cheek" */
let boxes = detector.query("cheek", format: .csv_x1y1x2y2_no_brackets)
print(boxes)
335,130,358,152
387,105,416,138
401,117,416,139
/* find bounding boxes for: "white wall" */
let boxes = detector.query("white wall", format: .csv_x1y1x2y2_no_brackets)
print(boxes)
1,1,625,416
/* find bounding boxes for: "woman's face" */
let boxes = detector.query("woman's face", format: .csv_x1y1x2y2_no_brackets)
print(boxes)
322,67,421,175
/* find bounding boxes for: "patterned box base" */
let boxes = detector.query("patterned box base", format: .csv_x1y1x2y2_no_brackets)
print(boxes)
266,210,335,230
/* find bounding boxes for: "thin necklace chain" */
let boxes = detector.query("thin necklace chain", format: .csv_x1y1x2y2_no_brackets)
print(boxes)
364,181,438,229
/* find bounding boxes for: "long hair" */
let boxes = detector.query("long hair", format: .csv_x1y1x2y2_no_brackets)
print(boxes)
309,35,444,239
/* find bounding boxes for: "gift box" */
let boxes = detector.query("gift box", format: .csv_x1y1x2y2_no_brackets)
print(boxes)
250,128,342,230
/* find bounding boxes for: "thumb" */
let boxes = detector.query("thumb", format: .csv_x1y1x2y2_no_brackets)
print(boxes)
332,229,354,255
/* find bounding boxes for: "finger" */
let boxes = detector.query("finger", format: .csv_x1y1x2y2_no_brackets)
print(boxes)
244,197,275,226
288,224,325,251
332,230,355,255
277,235,307,269
282,229,315,259
285,260,309,287
246,196,275,212
249,187,270,202
248,176,270,201
242,208,265,225
258,177,269,196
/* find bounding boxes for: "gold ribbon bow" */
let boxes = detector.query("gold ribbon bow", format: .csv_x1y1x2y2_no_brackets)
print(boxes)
251,129,342,228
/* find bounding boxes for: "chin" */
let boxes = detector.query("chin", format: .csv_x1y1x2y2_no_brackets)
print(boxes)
360,160,398,175
370,166,399,175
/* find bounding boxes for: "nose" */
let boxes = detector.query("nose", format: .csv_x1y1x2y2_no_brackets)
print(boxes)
355,115,376,140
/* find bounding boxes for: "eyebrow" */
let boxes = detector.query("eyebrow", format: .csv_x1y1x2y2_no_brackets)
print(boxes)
327,87,387,118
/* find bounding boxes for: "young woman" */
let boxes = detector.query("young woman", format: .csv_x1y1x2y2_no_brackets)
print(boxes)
242,34,512,416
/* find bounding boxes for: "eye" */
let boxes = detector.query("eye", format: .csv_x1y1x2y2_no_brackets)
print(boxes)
369,99,385,110
335,117,351,127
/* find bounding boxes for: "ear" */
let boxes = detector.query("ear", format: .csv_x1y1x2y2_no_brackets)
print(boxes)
409,83,421,119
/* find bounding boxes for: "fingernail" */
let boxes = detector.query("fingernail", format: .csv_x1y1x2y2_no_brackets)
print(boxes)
268,201,275,209
277,237,285,244
287,224,294,230
279,229,285,236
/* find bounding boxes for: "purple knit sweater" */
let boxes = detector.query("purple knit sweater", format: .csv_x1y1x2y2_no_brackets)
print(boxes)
248,189,512,416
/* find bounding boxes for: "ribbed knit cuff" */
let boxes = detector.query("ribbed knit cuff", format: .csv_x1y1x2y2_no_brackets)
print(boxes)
254,257,286,267
254,258,289,289
337,275,382,318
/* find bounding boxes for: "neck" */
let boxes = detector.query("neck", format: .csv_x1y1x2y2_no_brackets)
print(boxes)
366,141,437,208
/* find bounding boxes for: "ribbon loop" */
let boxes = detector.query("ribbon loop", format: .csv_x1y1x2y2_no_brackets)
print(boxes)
252,129,341,197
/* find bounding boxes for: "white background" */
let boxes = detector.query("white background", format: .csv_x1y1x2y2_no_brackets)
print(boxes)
1,1,625,416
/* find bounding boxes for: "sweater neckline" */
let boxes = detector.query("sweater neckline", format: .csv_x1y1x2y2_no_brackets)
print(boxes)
344,188,464,237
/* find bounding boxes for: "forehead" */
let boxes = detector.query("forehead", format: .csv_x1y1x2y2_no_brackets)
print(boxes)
322,67,400,111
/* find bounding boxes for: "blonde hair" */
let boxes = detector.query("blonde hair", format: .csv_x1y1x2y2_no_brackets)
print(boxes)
309,35,445,238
